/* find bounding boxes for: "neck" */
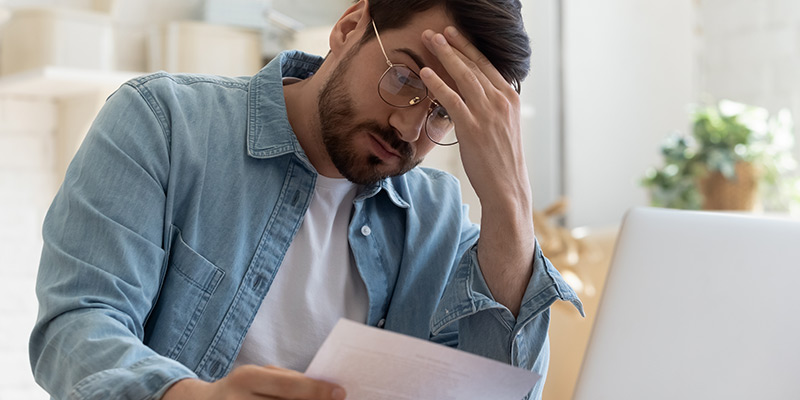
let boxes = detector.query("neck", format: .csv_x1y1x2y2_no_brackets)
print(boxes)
283,75,343,178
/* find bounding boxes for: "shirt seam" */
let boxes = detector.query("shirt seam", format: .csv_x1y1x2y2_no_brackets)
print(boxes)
124,82,172,150
131,72,249,90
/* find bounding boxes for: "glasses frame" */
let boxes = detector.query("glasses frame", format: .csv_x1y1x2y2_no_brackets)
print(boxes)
371,20,457,146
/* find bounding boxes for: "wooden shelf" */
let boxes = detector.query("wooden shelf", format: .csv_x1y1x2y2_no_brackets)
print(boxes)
0,67,144,99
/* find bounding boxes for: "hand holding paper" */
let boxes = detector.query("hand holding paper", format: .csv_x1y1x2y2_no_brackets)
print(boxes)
305,319,540,400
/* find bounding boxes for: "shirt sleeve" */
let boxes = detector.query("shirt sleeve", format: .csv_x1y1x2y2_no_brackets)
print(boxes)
431,225,584,399
29,83,197,399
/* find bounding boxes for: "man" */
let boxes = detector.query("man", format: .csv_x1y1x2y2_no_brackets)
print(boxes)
30,0,582,399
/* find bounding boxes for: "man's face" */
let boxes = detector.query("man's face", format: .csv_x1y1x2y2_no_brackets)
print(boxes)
316,7,456,185
317,49,422,185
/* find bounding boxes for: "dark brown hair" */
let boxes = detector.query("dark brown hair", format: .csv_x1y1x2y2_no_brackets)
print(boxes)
359,0,531,93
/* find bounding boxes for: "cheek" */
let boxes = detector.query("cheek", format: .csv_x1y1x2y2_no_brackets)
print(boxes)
344,84,382,123
353,68,396,118
345,61,378,98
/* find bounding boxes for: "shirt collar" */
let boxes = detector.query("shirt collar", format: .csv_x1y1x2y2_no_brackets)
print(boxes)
246,50,321,160
246,50,410,209
357,178,411,209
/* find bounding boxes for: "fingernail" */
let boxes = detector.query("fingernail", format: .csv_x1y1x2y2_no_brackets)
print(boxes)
332,387,346,400
434,33,447,45
423,30,434,41
420,68,434,79
446,26,459,37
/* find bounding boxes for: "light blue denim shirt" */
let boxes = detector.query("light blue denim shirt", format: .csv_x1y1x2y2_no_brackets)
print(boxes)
30,51,583,400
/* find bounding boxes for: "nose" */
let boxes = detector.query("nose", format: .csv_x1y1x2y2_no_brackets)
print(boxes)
388,101,429,143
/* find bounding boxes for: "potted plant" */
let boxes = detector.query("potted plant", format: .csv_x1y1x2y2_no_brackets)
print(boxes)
642,100,800,212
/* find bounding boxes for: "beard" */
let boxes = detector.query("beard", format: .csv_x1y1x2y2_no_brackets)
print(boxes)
317,51,422,185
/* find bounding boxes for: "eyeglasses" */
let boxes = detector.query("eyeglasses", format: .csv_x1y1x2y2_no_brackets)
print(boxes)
371,20,457,146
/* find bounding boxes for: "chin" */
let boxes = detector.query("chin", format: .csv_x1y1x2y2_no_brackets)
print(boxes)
336,153,419,185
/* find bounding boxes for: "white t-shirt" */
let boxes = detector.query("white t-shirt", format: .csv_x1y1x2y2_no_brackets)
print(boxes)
232,174,369,371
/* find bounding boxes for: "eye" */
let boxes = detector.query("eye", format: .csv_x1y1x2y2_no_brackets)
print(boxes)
395,72,411,85
430,103,451,121
390,65,425,86
390,68,412,84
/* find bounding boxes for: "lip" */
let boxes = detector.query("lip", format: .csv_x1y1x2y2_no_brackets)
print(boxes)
368,133,401,161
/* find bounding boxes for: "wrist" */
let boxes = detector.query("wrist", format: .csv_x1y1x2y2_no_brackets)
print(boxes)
477,179,532,217
480,195,533,231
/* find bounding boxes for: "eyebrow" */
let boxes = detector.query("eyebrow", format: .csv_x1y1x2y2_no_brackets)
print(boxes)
394,48,427,71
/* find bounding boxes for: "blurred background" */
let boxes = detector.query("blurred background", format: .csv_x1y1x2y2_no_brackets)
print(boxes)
0,0,798,399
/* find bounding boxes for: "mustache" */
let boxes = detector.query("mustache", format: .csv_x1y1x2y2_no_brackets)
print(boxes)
356,121,414,159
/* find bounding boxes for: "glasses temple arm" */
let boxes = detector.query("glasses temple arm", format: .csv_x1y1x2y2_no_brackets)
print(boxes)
371,20,393,68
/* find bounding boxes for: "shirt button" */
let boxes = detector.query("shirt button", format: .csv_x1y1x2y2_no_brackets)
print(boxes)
361,225,371,236
377,318,386,328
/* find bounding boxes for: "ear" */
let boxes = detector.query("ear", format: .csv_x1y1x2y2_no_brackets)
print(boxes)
328,0,371,57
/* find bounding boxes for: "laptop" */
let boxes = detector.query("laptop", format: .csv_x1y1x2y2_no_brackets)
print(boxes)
572,207,800,400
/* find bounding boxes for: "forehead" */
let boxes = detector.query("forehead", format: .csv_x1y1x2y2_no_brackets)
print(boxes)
371,7,458,87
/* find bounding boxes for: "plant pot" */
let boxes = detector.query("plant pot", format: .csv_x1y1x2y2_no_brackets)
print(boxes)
697,162,759,210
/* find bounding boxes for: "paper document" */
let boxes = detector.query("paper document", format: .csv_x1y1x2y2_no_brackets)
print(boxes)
305,319,540,400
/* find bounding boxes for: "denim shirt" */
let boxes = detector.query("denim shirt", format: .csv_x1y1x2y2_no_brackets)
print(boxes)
30,51,583,400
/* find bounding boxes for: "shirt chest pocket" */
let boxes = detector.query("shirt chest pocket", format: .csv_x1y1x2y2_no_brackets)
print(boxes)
145,226,225,360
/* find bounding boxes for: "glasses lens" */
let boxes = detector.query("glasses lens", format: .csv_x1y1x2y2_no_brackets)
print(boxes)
379,66,427,107
426,103,457,146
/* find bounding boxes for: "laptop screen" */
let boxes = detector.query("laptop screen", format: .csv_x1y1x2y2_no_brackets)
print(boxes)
572,207,800,400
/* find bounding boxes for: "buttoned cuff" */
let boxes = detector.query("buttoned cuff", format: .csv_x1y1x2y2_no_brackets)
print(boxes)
67,355,196,400
431,238,584,339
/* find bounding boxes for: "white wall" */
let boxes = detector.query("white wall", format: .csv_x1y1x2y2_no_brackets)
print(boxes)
0,97,56,399
522,0,564,212
698,0,800,162
272,0,351,27
563,0,696,227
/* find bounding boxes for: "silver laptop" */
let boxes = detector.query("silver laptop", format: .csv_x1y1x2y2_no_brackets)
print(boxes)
572,207,800,400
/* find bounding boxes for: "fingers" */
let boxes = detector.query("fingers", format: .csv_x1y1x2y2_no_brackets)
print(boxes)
419,66,471,129
422,27,513,97
442,26,513,93
418,25,522,151
419,31,488,127
226,365,346,400
447,40,496,99
259,367,345,400
421,30,487,104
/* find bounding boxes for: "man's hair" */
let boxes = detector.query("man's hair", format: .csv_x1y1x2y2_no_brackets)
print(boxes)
359,0,531,93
